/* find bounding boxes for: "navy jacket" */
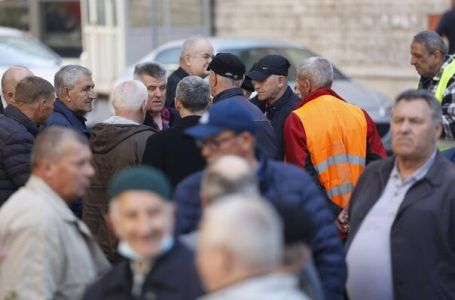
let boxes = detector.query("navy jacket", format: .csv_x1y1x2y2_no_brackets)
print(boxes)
174,158,346,300
213,88,279,160
251,86,300,159
166,67,189,108
83,240,204,300
46,99,90,138
0,105,38,205
347,153,455,299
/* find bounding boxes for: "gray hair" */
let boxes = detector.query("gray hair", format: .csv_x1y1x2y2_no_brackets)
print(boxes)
200,196,283,270
31,127,88,168
111,80,148,112
297,57,333,89
175,76,210,112
134,62,167,80
180,37,211,62
14,76,54,105
54,65,92,97
413,30,448,57
201,155,259,204
395,89,442,124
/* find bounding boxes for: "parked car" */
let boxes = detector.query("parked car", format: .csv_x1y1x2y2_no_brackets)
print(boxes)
116,37,392,151
0,26,62,92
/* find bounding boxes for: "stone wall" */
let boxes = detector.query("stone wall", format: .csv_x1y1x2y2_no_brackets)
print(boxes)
215,0,450,99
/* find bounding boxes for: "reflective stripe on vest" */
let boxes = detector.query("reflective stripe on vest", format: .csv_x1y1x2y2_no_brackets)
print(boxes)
435,58,455,102
292,94,368,208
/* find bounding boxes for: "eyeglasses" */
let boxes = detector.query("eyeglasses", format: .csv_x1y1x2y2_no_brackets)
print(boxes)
196,133,239,150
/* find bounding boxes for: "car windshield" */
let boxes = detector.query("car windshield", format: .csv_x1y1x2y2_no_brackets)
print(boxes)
0,35,61,67
154,45,348,81
222,47,348,81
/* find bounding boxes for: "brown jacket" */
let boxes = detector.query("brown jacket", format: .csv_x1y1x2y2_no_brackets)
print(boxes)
83,122,154,261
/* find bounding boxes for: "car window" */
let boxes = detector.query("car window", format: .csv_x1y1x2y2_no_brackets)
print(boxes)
151,45,348,81
154,47,181,73
223,47,348,81
0,36,61,66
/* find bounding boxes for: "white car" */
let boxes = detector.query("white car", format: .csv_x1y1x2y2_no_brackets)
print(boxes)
0,26,62,90
117,37,392,151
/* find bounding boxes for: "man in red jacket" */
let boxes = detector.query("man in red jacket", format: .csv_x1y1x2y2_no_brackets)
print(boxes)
284,57,386,219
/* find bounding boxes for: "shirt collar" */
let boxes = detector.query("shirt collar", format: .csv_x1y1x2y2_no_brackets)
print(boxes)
392,150,437,184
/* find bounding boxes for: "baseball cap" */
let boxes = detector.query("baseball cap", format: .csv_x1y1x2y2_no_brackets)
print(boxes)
108,166,172,201
185,100,255,139
207,53,246,80
247,54,291,81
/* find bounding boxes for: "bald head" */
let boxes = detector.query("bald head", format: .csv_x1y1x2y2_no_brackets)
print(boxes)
180,37,214,78
1,66,34,104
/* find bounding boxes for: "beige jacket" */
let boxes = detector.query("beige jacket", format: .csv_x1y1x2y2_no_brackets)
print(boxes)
0,176,109,300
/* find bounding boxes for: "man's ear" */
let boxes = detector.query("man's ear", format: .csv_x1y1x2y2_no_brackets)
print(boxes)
183,54,192,67
5,91,14,103
61,87,71,102
175,98,181,110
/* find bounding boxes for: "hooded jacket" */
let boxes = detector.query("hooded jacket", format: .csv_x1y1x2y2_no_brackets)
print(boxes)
83,122,155,261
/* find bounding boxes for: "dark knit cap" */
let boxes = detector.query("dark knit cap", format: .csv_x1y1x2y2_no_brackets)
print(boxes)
108,166,172,201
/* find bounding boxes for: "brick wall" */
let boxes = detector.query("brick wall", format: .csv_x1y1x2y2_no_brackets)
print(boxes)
215,0,450,98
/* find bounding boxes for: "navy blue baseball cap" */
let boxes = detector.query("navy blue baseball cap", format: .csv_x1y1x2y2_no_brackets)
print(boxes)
185,100,256,139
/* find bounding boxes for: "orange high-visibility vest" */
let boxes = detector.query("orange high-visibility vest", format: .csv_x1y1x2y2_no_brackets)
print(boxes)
293,94,368,208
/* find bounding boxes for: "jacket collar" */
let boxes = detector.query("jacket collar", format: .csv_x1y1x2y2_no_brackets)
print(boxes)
26,175,77,223
213,88,245,103
376,151,444,189
4,104,38,136
296,87,345,109
103,241,187,294
175,67,189,79
179,115,201,125
256,86,296,112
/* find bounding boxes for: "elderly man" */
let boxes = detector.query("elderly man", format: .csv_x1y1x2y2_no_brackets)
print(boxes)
346,90,455,299
284,57,386,217
47,65,95,138
197,155,323,300
207,52,278,159
0,76,55,205
166,37,214,108
142,76,210,188
411,30,455,138
134,62,180,131
83,80,155,261
197,196,308,300
175,100,346,300
1,66,34,113
248,55,301,159
0,127,109,299
83,166,204,300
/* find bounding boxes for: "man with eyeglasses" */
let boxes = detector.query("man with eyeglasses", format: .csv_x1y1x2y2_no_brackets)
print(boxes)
165,37,214,109
173,100,346,300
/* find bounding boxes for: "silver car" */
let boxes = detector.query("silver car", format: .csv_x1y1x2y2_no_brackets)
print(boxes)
0,26,62,88
117,37,392,151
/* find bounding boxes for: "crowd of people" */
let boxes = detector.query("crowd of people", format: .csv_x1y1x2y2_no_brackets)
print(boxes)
0,28,454,300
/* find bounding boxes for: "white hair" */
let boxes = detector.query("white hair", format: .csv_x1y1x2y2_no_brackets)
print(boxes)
297,56,333,89
200,196,283,270
111,80,148,112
